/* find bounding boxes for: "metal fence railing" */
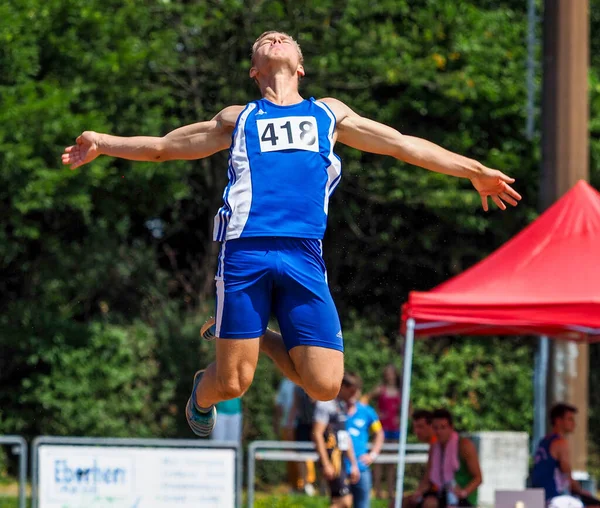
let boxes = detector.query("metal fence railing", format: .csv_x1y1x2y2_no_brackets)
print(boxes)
0,435,27,508
247,440,429,508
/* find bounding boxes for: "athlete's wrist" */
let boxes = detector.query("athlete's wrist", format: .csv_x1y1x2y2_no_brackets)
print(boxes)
466,160,485,180
95,132,107,155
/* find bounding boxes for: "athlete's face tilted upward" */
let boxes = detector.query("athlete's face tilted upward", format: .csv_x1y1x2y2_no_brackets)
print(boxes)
250,31,305,83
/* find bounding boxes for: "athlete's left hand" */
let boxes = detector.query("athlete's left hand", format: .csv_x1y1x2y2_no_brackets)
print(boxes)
350,464,360,484
470,167,522,211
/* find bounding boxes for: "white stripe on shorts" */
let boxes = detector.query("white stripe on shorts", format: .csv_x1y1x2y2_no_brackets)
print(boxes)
215,278,225,338
319,239,328,284
215,241,227,338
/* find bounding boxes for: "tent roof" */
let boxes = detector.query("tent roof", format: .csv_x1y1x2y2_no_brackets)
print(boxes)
401,180,600,340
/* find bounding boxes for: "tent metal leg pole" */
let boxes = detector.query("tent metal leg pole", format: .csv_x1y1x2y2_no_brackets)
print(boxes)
395,318,416,508
533,335,549,455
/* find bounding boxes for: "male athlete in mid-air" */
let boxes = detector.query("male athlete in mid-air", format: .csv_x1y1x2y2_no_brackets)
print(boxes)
62,31,521,437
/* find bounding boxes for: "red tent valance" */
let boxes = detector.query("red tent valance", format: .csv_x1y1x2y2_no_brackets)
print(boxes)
401,180,600,341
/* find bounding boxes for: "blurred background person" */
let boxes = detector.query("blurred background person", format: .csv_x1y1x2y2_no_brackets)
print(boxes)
210,397,242,444
532,403,600,507
412,409,436,446
286,385,317,495
402,410,437,508
422,408,482,508
369,364,402,500
274,376,301,492
313,380,361,508
342,372,385,508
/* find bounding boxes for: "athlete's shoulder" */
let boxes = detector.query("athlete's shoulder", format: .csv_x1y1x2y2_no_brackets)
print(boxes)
317,97,354,121
214,105,246,130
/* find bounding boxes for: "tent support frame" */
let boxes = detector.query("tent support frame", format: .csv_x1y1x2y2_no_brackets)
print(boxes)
394,318,415,508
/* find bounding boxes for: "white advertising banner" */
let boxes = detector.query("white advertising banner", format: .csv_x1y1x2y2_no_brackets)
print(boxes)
37,445,236,508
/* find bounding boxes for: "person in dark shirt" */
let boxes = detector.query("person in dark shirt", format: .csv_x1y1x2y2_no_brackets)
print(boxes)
532,403,600,507
313,378,361,508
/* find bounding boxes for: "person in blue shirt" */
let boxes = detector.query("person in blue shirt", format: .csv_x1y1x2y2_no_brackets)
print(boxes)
340,372,385,508
532,403,600,507
211,397,243,444
62,31,522,438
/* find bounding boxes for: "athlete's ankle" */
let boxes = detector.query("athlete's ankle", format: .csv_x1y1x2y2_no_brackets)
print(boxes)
193,401,214,414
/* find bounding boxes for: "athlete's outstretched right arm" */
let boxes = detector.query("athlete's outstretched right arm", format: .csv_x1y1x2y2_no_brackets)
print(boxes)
61,105,243,170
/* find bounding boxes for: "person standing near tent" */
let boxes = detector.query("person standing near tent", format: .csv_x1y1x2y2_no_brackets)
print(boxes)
211,397,243,443
369,364,402,500
313,381,361,508
532,403,600,507
402,410,438,508
274,377,316,494
285,384,318,495
341,372,385,508
420,409,482,508
62,31,522,439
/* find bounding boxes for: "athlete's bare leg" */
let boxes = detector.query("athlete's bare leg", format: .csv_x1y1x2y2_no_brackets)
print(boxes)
261,333,344,401
194,337,260,408
258,328,344,401
290,345,344,401
200,319,342,400
260,329,303,386
202,319,303,387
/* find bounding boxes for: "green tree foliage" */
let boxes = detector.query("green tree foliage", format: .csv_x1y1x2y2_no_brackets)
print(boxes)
17,322,176,437
0,0,598,474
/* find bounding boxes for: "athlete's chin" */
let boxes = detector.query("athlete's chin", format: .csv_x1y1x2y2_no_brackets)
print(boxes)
268,58,300,71
266,54,294,65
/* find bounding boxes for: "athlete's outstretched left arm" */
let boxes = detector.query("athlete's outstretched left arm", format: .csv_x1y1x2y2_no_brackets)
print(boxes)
321,97,521,211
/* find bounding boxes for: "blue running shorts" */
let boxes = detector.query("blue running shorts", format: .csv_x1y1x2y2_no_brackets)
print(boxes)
213,237,343,352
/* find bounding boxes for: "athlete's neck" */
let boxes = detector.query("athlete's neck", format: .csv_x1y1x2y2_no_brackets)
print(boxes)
260,70,303,106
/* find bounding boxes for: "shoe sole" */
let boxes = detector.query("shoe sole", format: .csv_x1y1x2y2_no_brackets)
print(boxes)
200,318,216,341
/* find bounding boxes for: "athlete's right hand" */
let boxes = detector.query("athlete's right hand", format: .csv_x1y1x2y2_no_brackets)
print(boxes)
62,131,101,170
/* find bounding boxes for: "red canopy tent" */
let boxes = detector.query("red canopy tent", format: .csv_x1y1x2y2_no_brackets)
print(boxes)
393,180,600,508
402,179,600,339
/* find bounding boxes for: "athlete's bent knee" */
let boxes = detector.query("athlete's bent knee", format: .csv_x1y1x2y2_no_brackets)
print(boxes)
304,377,342,401
216,374,252,400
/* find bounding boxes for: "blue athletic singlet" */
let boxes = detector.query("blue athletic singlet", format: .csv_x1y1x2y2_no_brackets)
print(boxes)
531,434,570,500
213,98,342,241
211,98,344,351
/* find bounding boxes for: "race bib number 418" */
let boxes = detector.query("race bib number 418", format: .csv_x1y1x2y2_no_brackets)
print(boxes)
256,116,320,153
